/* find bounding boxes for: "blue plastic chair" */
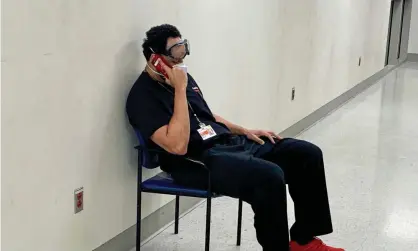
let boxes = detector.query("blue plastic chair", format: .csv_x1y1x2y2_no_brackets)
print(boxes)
135,130,243,251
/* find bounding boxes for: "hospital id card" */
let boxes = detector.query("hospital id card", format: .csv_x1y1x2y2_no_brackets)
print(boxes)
197,125,217,140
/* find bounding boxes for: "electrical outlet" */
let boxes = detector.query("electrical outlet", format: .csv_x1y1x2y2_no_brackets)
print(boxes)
74,187,84,214
358,57,362,66
291,87,296,101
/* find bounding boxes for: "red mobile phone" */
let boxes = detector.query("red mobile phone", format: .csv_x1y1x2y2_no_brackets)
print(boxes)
151,55,171,79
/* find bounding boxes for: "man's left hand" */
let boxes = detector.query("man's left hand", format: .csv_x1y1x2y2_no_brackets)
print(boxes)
243,129,282,144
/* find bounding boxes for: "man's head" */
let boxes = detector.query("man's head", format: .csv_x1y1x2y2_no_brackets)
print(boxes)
142,24,189,67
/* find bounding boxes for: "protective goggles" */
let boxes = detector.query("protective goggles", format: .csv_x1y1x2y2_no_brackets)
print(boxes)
165,39,190,60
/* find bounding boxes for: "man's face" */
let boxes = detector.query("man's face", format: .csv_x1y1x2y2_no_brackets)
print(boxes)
163,37,187,66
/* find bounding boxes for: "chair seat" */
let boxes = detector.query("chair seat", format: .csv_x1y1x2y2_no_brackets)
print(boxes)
141,172,219,198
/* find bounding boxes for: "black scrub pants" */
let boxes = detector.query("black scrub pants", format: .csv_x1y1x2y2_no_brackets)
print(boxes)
169,135,333,251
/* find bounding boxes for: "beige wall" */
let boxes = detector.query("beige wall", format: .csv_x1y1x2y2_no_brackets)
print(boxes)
1,0,391,250
409,0,418,53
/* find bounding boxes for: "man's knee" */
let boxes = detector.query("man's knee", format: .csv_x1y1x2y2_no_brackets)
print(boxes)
248,165,286,206
293,139,323,160
305,141,323,159
254,164,286,192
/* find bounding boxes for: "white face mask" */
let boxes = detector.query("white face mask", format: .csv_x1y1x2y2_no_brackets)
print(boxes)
173,63,188,74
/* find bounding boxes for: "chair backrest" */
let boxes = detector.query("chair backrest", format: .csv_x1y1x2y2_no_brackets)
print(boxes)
135,130,160,169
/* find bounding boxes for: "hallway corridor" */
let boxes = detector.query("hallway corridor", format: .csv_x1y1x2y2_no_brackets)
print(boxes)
139,62,418,251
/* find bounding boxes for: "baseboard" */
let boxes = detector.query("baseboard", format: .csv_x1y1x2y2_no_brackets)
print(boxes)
407,53,418,62
94,64,399,251
93,197,203,251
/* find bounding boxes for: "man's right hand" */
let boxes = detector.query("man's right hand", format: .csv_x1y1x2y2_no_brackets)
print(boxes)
162,63,188,90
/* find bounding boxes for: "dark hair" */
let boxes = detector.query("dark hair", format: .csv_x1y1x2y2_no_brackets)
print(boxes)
142,24,182,60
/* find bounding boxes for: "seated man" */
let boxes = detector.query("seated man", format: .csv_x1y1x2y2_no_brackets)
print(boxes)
126,24,344,251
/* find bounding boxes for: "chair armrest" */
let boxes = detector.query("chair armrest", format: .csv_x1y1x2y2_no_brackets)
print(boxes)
183,157,209,172
135,145,209,172
136,145,213,195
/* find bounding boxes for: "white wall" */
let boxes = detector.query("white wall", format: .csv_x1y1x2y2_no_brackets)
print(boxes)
1,0,391,251
409,0,418,53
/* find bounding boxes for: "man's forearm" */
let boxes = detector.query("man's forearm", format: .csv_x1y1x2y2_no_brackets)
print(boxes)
167,89,190,152
214,114,246,135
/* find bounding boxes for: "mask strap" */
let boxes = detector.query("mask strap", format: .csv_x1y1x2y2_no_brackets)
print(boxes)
146,62,166,79
147,47,166,78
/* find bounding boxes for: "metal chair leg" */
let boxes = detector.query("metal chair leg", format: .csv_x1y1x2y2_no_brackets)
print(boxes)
175,195,180,234
237,199,243,246
205,197,212,251
136,191,142,251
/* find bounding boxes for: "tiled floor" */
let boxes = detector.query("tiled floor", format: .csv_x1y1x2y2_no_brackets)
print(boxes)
137,62,418,251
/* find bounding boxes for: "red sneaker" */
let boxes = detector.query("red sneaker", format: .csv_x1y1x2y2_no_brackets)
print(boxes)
290,238,344,251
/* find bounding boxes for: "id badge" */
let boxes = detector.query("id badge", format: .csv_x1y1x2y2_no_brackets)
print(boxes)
197,125,217,140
